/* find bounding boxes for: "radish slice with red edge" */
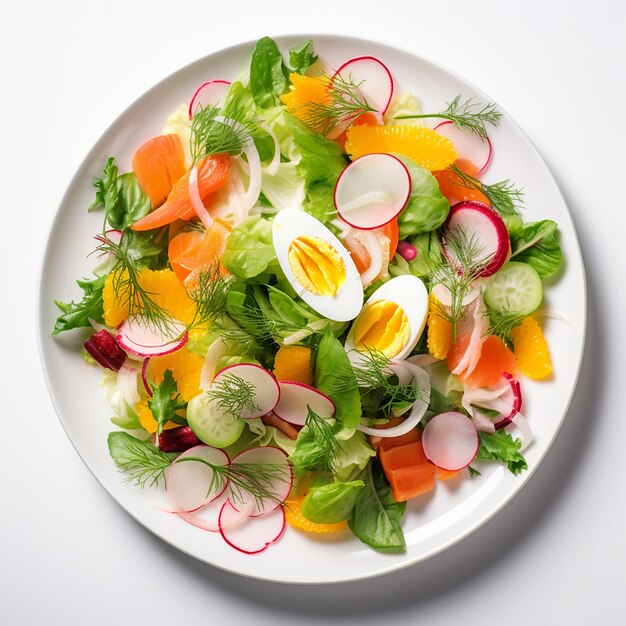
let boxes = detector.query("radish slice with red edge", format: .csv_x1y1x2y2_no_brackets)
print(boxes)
493,372,523,429
188,80,231,119
116,316,188,357
443,201,510,277
434,121,492,174
230,446,292,517
219,501,285,554
166,445,230,513
175,490,230,533
141,358,152,396
334,56,394,122
334,154,411,230
211,363,280,419
272,381,335,426
422,411,479,471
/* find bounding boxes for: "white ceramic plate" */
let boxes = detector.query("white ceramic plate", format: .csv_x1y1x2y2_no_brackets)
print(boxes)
37,34,586,584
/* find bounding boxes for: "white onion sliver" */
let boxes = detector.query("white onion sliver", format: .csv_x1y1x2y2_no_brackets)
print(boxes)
117,365,140,410
510,412,533,451
200,338,233,391
188,166,214,230
353,230,385,286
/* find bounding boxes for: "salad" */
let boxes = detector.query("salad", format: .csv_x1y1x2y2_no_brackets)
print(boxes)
53,36,562,555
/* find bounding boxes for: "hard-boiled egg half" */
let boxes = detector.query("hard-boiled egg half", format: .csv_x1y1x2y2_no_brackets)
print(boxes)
345,275,429,361
272,209,363,322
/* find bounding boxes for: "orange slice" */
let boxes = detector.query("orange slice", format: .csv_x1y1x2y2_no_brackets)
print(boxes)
145,346,204,402
344,124,457,170
511,316,553,380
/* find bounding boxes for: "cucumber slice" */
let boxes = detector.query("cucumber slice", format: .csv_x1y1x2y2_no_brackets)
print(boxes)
484,262,543,315
187,393,244,448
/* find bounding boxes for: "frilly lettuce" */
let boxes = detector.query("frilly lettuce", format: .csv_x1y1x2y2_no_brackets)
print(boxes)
333,432,377,482
261,161,305,211
395,155,450,238
384,91,422,126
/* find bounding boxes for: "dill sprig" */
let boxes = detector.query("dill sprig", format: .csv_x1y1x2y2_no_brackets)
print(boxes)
303,407,342,473
449,164,524,217
351,348,422,417
95,233,178,335
395,94,502,138
429,230,492,339
207,372,260,417
298,72,376,136
486,305,526,343
175,457,289,511
190,104,255,163
187,263,233,328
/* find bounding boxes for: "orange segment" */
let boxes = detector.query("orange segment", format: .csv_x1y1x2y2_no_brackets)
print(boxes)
136,398,179,434
447,333,517,389
280,73,331,124
131,153,231,231
427,293,453,360
132,135,187,208
284,497,347,534
344,124,457,170
168,219,232,284
433,158,491,206
273,345,314,385
511,316,553,380
145,346,204,402
102,268,196,328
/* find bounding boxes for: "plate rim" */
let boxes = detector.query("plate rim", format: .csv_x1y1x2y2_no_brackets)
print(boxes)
36,33,587,584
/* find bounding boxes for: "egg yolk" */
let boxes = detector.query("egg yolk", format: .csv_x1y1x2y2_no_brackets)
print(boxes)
353,300,410,358
288,236,346,296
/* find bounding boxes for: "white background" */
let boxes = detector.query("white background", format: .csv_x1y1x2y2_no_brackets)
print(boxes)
2,0,625,624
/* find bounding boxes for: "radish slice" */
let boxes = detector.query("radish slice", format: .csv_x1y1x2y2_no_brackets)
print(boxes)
493,372,523,429
175,490,230,533
422,411,479,471
335,56,394,121
462,373,522,430
188,79,231,119
188,165,214,230
230,446,293,517
443,201,510,277
356,360,430,437
431,281,483,308
434,121,492,174
166,445,230,513
334,154,411,230
219,502,285,554
141,358,152,396
116,317,188,358
210,363,280,419
272,381,335,426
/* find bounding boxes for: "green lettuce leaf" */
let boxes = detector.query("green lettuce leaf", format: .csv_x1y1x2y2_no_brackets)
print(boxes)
477,430,528,475
510,219,563,278
221,216,278,279
249,36,290,109
334,431,377,482
315,327,361,431
395,155,450,238
261,161,306,211
389,231,443,279
348,460,406,550
88,158,151,230
53,274,106,334
288,40,318,75
301,480,364,523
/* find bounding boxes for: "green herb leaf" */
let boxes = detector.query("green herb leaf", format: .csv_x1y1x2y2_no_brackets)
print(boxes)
221,216,278,279
510,219,562,279
315,327,362,430
301,480,364,524
348,460,406,550
288,40,318,75
148,370,186,436
477,430,528,475
249,36,290,109
53,274,106,335
88,158,151,230
107,431,177,488
394,155,450,239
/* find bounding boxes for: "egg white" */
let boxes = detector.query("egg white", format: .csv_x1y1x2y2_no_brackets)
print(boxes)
345,274,429,361
272,209,364,322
